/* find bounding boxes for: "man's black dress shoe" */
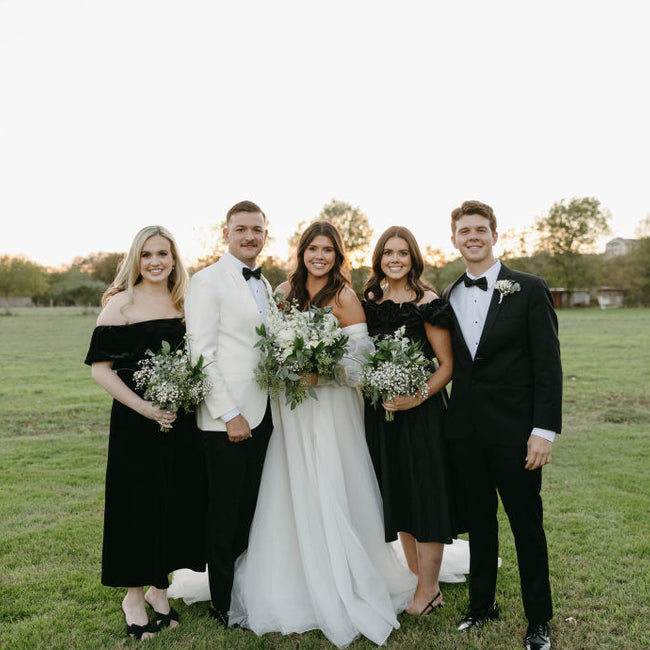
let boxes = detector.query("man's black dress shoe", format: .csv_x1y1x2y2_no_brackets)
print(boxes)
457,601,500,631
524,622,551,650
209,607,229,627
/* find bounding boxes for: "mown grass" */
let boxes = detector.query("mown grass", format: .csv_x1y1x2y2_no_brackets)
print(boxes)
0,307,648,649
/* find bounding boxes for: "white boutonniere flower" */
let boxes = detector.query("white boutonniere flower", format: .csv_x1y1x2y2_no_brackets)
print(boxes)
495,279,521,304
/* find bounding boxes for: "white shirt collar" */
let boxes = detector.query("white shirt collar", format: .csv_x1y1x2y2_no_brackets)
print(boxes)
226,251,258,273
466,260,501,287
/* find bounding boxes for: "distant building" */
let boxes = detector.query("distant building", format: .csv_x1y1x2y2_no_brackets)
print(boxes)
604,237,636,259
595,287,625,309
549,287,625,309
2,296,33,308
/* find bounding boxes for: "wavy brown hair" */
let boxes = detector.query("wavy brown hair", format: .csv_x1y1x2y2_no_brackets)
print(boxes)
450,200,497,233
286,221,351,310
101,225,189,313
363,226,432,303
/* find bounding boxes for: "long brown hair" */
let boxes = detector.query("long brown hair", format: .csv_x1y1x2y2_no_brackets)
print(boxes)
363,226,431,302
286,221,351,310
101,225,189,313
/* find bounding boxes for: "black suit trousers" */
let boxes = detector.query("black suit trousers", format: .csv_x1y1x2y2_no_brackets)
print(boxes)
449,438,552,624
200,402,273,612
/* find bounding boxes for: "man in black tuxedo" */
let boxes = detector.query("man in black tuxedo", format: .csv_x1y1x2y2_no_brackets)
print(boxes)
443,200,562,650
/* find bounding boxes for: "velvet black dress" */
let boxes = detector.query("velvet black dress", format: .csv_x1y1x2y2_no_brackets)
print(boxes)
85,318,206,588
363,299,456,544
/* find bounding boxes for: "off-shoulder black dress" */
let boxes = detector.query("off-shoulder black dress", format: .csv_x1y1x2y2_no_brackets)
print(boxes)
363,299,456,544
85,318,206,588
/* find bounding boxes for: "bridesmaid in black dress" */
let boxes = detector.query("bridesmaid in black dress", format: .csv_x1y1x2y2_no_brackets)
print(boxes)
362,226,455,617
85,226,205,640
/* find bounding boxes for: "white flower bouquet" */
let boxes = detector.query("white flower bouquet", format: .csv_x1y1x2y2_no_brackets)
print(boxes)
254,298,349,409
360,326,431,422
133,338,211,431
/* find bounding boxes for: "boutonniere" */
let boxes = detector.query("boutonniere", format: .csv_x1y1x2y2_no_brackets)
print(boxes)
494,279,521,304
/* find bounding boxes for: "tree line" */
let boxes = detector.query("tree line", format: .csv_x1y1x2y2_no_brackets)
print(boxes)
2,197,649,313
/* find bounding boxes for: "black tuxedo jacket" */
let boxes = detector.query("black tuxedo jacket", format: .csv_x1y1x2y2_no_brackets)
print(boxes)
442,264,562,446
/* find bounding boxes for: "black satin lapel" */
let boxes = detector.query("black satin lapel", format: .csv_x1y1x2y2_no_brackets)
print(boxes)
476,265,510,352
476,291,501,352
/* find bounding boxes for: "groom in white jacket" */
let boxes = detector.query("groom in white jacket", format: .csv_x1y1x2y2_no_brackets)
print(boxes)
185,200,274,625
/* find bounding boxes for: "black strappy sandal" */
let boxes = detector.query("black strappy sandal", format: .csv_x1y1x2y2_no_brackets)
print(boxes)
151,606,179,629
420,591,445,615
121,606,157,639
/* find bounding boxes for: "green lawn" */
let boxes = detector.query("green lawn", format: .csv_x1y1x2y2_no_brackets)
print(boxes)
0,308,648,649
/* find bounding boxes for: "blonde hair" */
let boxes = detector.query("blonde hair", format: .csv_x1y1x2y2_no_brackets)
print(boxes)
101,225,189,313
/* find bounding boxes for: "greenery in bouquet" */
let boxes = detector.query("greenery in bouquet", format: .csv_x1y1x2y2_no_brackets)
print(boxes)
360,326,431,421
133,337,211,430
254,297,349,409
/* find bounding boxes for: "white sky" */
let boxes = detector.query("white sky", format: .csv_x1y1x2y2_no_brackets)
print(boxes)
1,0,648,268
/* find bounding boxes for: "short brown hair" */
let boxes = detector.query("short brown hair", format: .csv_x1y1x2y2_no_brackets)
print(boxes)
451,200,497,233
226,200,266,225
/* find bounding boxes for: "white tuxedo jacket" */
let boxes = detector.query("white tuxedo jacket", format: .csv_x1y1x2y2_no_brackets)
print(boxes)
185,254,272,432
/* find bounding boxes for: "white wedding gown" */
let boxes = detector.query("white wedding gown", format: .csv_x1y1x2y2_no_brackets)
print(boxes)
169,323,471,647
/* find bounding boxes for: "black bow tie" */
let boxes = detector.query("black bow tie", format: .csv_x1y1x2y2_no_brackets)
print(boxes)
463,274,488,291
242,266,262,281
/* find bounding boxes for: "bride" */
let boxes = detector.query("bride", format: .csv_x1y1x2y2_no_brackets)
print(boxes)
170,221,469,646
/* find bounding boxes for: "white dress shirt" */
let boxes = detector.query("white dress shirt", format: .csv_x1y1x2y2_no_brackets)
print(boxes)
449,260,555,443
226,252,269,325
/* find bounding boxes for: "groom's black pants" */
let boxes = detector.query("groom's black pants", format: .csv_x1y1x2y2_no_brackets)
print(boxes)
200,403,273,613
448,438,553,624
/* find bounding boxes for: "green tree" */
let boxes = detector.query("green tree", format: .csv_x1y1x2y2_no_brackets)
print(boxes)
289,199,374,268
0,255,48,313
47,267,106,307
424,257,466,293
350,266,371,298
535,197,611,290
625,237,650,305
260,256,289,290
76,252,125,284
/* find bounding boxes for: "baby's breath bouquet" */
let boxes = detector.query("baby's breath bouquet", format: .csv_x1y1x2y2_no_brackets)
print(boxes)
255,297,349,409
360,326,431,422
133,337,211,431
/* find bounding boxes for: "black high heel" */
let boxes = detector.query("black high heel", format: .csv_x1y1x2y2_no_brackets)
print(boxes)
121,606,157,639
145,600,179,629
151,606,178,629
420,591,445,615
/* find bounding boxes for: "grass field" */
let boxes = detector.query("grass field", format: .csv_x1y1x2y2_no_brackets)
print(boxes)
1,307,649,649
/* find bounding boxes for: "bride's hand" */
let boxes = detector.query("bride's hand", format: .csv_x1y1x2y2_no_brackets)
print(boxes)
382,393,425,412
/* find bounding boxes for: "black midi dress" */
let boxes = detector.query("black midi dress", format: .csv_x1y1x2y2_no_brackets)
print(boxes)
85,318,206,588
363,299,456,544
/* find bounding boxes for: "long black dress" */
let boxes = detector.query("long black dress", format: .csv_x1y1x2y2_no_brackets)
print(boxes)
85,318,206,588
363,299,456,544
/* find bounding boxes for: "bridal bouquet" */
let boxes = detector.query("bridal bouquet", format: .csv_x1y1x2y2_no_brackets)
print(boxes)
133,338,211,431
254,298,349,409
360,326,431,421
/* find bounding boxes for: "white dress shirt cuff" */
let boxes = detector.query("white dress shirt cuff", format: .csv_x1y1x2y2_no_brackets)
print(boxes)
531,427,556,443
221,408,241,424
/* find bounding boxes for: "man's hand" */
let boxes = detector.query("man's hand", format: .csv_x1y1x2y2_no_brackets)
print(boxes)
226,414,252,443
525,434,552,470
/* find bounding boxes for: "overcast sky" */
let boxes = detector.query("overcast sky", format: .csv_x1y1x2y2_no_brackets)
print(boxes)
1,0,648,267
